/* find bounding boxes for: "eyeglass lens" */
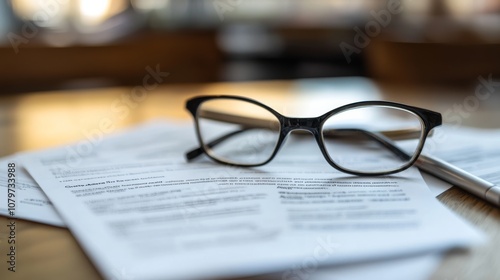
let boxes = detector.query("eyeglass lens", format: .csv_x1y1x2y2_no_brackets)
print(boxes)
196,98,281,165
321,106,424,174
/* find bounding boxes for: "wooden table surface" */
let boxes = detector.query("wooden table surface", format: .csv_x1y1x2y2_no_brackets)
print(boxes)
1,78,499,280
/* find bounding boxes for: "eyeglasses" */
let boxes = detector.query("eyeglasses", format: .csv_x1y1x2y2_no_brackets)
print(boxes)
185,95,442,176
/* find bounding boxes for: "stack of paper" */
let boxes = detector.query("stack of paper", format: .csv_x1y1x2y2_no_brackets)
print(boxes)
0,121,486,280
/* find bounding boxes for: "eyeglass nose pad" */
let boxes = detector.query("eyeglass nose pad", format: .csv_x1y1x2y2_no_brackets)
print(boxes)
278,129,320,154
274,130,292,155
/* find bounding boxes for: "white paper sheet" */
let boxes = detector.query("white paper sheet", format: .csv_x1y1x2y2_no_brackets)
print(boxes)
0,156,65,226
0,121,191,226
22,130,483,280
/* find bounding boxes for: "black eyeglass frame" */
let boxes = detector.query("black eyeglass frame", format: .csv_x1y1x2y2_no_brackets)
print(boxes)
185,95,442,176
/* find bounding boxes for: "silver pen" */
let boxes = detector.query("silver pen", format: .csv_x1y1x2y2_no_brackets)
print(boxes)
416,154,500,207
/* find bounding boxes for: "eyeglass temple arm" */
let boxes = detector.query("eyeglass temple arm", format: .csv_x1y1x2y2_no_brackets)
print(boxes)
330,129,411,161
185,128,256,161
185,127,411,162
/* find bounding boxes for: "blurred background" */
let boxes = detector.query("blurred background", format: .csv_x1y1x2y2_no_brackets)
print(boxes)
1,0,500,93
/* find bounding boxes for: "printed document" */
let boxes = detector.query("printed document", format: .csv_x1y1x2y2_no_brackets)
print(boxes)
0,121,191,226
22,127,483,279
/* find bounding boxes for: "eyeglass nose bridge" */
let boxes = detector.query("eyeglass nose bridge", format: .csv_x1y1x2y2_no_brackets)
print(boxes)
281,117,322,135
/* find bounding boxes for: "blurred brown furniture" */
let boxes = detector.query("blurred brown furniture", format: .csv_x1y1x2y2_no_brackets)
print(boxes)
0,30,221,92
